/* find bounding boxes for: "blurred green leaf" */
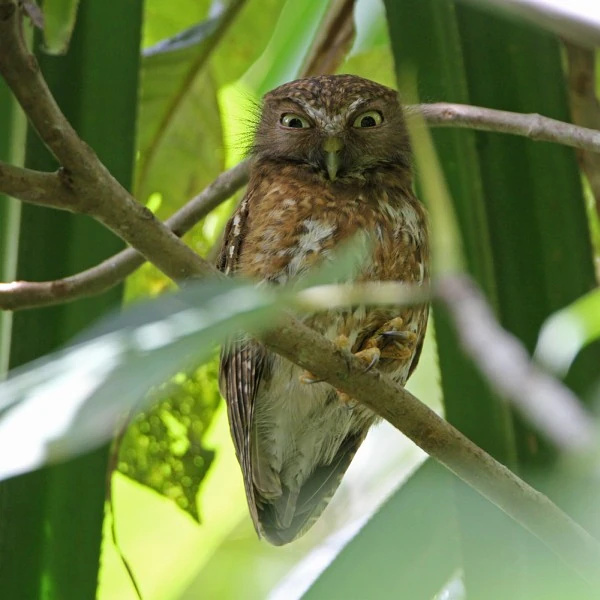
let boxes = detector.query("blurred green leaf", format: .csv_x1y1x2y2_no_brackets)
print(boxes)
1,2,144,598
142,0,211,48
0,226,397,485
118,359,221,523
0,278,281,482
136,19,227,208
304,461,459,600
242,0,332,95
42,0,80,55
0,80,24,376
535,288,600,376
210,0,285,87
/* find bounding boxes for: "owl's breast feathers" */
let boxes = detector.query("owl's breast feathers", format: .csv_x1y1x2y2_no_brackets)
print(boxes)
218,160,429,544
221,160,428,285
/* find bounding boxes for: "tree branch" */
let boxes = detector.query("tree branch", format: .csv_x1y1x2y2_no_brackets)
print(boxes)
261,312,600,587
418,102,600,154
0,160,250,310
0,161,69,208
436,275,596,451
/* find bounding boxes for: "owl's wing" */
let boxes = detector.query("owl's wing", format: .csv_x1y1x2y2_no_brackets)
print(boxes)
217,192,265,529
219,341,265,527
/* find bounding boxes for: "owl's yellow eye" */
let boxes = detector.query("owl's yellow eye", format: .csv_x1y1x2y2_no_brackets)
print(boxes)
353,110,383,128
280,113,310,128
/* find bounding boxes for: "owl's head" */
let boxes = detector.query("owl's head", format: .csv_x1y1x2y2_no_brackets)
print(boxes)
253,74,411,183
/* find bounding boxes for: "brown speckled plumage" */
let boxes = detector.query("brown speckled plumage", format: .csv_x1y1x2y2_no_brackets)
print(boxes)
218,75,429,545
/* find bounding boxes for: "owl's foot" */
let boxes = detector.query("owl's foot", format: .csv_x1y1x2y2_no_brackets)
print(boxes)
363,317,417,362
299,335,353,385
299,372,323,384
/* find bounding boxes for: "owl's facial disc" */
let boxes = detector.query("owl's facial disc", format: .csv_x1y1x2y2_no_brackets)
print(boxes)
322,136,344,181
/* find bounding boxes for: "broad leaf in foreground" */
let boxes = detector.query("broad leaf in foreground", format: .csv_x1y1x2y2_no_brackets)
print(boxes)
0,279,280,482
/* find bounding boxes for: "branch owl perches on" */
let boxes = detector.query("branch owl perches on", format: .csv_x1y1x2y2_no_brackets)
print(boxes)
217,74,429,544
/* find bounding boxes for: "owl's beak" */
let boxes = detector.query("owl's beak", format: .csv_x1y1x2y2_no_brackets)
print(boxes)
322,136,344,181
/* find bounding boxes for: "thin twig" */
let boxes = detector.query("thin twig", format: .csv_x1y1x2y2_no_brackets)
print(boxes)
0,160,250,310
295,281,429,311
0,161,69,208
417,102,600,154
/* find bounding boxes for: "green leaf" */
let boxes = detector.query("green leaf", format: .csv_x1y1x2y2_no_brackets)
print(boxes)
135,4,244,205
535,287,600,375
242,0,333,95
42,0,81,55
1,3,144,598
142,0,211,48
118,360,221,523
304,461,459,600
210,0,285,88
0,82,24,376
0,278,279,482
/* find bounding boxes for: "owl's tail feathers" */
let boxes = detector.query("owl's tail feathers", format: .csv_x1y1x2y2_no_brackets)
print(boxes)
272,488,299,530
256,430,366,546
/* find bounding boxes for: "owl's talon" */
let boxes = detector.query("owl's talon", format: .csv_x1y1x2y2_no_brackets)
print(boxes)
299,371,324,384
354,347,381,372
381,330,417,343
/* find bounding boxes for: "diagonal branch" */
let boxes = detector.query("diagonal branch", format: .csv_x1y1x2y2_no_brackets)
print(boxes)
0,160,250,310
436,275,595,451
262,311,600,588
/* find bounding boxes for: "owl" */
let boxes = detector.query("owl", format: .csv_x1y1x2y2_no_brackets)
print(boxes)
217,74,429,545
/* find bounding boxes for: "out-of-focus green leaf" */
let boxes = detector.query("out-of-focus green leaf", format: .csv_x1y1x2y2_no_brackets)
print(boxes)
0,230,392,482
304,461,459,600
535,288,600,375
0,278,280,482
0,82,24,376
0,2,144,599
118,359,221,523
136,17,227,208
42,0,80,54
242,0,333,95
350,0,389,55
386,2,599,599
142,0,211,48
338,0,396,88
210,0,284,87
136,65,224,215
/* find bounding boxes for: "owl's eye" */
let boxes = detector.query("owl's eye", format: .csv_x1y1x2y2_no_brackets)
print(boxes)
280,113,311,128
353,110,383,128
